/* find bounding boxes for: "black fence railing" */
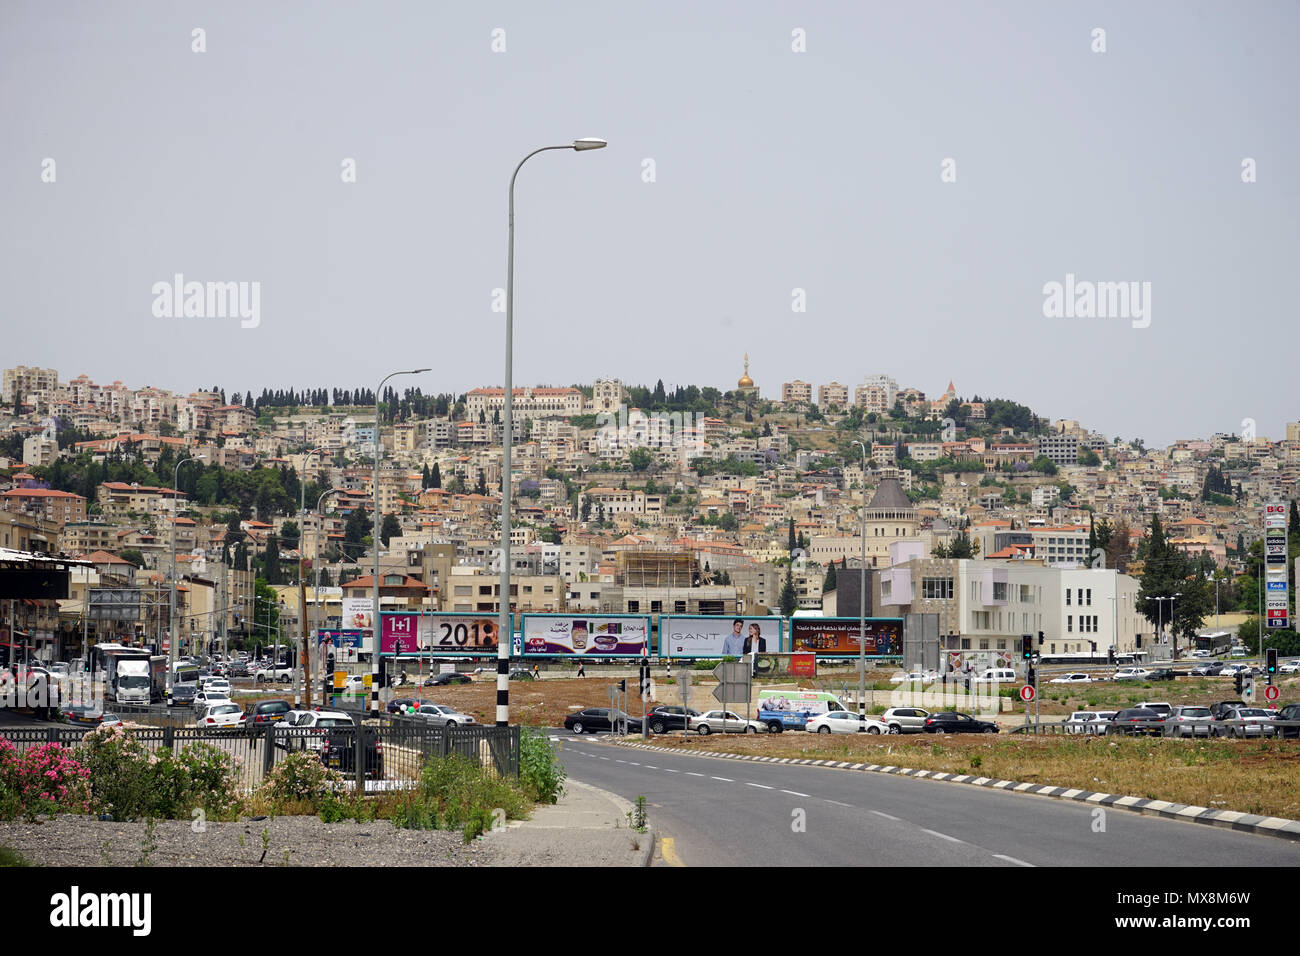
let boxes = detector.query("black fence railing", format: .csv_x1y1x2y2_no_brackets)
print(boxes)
0,720,521,794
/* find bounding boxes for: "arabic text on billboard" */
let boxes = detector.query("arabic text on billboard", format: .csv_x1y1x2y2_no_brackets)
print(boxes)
522,615,649,656
789,618,902,656
664,616,782,657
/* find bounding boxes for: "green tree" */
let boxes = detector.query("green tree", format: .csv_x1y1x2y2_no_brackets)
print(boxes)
279,520,300,551
262,534,282,584
343,505,370,562
380,513,402,547
823,561,838,592
119,548,145,568
718,512,738,532
1078,447,1101,467
430,462,442,489
629,448,653,471
779,567,797,617
787,517,796,553
475,472,487,496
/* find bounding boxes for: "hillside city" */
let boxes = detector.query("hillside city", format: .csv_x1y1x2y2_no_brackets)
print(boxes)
2,360,1296,669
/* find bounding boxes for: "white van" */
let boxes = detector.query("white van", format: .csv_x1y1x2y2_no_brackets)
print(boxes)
757,690,850,732
976,668,1018,683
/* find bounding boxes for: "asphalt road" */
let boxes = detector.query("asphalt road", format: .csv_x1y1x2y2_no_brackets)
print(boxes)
555,733,1300,867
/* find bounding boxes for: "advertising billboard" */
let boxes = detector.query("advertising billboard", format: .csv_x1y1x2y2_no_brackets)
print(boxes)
521,615,650,656
341,597,373,632
789,617,903,656
316,630,363,649
662,616,784,658
379,613,502,655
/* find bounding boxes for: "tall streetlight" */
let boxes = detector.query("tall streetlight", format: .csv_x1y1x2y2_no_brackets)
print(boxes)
371,369,429,714
169,454,204,679
851,439,868,716
498,137,607,728
1155,593,1181,660
315,488,336,696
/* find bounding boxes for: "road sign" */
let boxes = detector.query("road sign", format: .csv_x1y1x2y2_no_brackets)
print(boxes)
712,661,748,683
1019,685,1035,702
713,682,750,703
1265,684,1280,702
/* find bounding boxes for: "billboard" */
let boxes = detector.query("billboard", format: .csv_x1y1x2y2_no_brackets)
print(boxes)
662,616,784,658
317,630,363,649
379,612,502,655
521,615,650,656
789,617,903,656
341,597,373,632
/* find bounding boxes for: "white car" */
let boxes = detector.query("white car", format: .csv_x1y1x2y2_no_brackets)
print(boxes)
197,702,246,731
256,664,294,683
193,688,231,713
1049,673,1093,684
689,711,767,735
889,671,934,685
1112,667,1151,681
202,678,231,696
1280,661,1300,674
1065,711,1114,734
806,711,889,735
275,709,356,750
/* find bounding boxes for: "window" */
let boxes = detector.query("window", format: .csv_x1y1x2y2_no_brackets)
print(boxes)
1067,615,1073,632
922,577,953,600
674,601,687,613
1065,589,1071,606
1086,588,1092,606
992,581,1007,602
650,601,663,613
628,600,640,612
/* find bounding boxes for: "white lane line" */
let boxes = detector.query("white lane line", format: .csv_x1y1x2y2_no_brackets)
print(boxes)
827,799,853,808
662,768,678,773
870,810,900,821
644,765,657,770
711,776,734,782
599,756,610,761
615,759,627,763
992,854,1035,867
627,762,640,766
686,772,705,777
781,789,810,797
921,828,965,844
746,782,774,790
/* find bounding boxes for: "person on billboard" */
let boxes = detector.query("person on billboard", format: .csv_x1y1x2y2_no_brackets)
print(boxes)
723,620,746,656
742,623,767,655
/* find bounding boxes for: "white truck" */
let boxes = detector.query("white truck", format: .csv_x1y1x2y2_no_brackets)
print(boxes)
114,655,167,705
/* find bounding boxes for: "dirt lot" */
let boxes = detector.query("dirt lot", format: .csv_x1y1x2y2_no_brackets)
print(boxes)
635,731,1300,820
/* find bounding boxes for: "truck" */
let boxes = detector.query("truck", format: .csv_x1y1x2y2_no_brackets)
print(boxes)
756,689,850,733
114,655,167,705
168,661,200,707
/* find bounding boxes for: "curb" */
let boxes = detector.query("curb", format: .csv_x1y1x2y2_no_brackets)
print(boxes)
603,738,1300,844
562,777,656,867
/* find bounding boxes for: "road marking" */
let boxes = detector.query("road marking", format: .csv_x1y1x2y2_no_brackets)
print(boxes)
827,800,854,808
921,828,964,844
662,768,677,773
615,759,627,763
628,762,640,766
870,810,900,821
992,854,1035,867
711,776,733,782
599,756,610,760
645,765,658,770
781,789,810,797
685,772,704,777
660,837,685,867
746,782,774,790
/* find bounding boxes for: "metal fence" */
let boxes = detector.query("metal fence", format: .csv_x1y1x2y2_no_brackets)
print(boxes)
0,720,520,795
1013,719,1300,739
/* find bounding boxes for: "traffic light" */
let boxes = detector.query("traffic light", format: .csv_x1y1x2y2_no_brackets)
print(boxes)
1026,665,1036,686
1267,648,1278,676
1037,631,1045,646
1234,671,1243,695
1021,635,1033,660
1135,634,1142,649
1243,675,1255,700
326,651,335,674
618,678,627,693
1108,646,1116,664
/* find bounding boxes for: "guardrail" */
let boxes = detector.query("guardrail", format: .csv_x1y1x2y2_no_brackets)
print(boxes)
1013,719,1300,739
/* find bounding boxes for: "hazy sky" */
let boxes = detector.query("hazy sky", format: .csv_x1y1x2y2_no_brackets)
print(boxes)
3,1,1297,447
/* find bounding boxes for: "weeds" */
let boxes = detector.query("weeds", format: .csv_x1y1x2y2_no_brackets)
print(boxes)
135,817,159,867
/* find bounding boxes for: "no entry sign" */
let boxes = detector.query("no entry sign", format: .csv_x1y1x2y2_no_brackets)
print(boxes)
1019,684,1036,702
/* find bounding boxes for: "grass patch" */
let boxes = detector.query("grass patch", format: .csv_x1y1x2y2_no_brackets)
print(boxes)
644,733,1300,819
0,845,32,867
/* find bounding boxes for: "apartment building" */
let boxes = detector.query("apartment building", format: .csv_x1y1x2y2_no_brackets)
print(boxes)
2,366,59,403
0,488,86,528
818,381,848,409
781,380,812,405
854,375,899,413
97,482,186,518
1037,433,1080,467
466,386,585,421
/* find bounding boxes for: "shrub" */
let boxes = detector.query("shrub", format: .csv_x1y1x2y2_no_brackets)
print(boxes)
259,752,344,811
0,738,92,821
419,754,529,830
74,725,157,820
519,727,565,804
321,791,375,824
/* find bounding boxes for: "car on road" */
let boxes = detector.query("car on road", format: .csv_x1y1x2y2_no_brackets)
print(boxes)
645,706,700,734
1065,710,1115,734
245,698,293,730
197,702,247,731
922,712,999,734
1164,705,1214,737
1273,703,1300,738
415,703,476,728
1147,668,1179,681
192,687,231,714
1212,706,1276,738
386,697,421,714
806,711,889,734
889,670,935,685
424,672,473,687
1280,661,1300,674
1136,701,1173,719
1049,673,1093,684
1112,667,1151,682
564,708,643,735
255,664,294,683
880,707,931,734
60,705,108,726
689,710,767,735
275,709,357,750
1190,662,1225,676
1106,708,1166,736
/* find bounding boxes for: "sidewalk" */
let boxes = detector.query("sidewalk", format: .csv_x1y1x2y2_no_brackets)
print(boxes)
478,778,654,867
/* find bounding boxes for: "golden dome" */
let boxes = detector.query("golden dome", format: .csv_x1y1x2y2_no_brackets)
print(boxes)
738,352,754,388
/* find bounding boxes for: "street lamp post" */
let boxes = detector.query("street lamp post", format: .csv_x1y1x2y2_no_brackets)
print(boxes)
498,137,607,728
169,454,203,682
371,369,429,714
315,489,336,698
851,439,868,716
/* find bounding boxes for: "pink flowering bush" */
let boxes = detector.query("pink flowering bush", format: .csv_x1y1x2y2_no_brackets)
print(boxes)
0,736,93,821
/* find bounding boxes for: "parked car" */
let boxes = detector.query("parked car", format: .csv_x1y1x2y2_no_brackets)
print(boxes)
1163,705,1214,737
197,702,247,731
922,712,999,734
386,697,421,714
255,664,293,683
806,711,888,734
424,672,473,687
320,725,383,778
1190,662,1225,676
1209,700,1249,720
689,710,767,735
1212,706,1276,738
1065,711,1114,734
564,708,643,734
1273,703,1300,738
415,703,476,728
1112,668,1151,682
1147,668,1179,681
880,707,931,734
1106,708,1166,736
889,670,934,685
1049,673,1093,684
1136,701,1173,718
645,706,700,734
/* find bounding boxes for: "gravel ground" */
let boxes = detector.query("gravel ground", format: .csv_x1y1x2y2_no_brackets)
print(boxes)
0,815,489,867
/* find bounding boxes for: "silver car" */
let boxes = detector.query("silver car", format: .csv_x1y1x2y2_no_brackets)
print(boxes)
416,703,476,728
1164,705,1213,737
690,710,768,735
881,707,931,734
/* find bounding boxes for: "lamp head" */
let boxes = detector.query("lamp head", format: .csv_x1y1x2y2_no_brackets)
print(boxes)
573,138,608,151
